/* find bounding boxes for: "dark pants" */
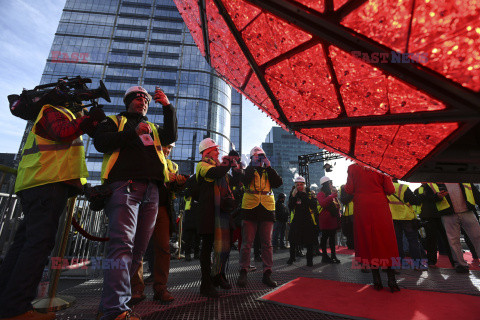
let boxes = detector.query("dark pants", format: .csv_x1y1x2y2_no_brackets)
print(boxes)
290,244,313,263
272,221,287,248
341,215,354,249
320,230,337,256
184,229,200,257
424,218,455,266
199,234,214,288
393,220,423,263
0,183,70,318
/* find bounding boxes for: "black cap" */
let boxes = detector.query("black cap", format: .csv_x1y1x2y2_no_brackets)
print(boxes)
229,150,240,157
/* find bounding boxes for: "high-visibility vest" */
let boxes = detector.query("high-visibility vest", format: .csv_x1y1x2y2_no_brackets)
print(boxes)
241,169,275,211
185,196,191,211
422,183,476,212
15,105,88,193
388,183,415,220
338,188,354,217
166,158,178,174
100,115,169,183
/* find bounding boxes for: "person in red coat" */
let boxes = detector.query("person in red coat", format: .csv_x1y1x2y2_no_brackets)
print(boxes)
317,176,341,264
344,163,400,292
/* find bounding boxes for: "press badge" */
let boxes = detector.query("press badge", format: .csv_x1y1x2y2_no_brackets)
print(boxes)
139,134,154,146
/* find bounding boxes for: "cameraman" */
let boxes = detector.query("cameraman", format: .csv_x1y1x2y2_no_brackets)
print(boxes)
0,101,105,319
237,146,282,288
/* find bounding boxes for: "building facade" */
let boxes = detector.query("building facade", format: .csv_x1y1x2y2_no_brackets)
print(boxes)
24,0,241,184
261,127,325,196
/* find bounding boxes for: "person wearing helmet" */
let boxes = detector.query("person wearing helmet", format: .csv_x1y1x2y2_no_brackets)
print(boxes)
317,176,341,264
287,176,319,266
237,147,282,288
0,94,106,320
93,86,177,320
195,138,237,298
272,193,289,250
130,141,187,303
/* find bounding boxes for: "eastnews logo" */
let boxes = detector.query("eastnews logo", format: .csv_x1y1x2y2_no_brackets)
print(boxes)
351,51,428,64
51,257,128,270
351,257,428,270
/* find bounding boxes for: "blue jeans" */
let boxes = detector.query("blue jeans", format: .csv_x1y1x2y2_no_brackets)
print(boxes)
0,183,70,318
272,221,286,248
100,180,159,320
240,220,274,272
393,220,423,264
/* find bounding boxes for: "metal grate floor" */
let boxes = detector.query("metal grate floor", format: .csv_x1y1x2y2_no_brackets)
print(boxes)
55,250,480,320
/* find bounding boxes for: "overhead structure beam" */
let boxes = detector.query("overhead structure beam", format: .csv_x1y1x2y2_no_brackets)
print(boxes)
245,0,480,115
198,0,211,64
212,0,290,125
290,110,479,129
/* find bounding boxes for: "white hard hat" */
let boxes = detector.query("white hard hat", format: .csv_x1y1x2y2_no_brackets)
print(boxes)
295,176,306,184
123,86,152,105
199,138,218,154
250,146,265,157
320,176,332,185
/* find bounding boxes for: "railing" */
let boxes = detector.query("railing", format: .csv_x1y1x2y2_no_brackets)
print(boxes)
0,165,109,280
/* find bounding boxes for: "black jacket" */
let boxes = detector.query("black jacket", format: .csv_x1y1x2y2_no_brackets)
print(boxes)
288,188,319,245
93,105,177,184
275,200,289,223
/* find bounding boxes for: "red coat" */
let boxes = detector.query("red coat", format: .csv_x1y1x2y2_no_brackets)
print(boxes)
344,164,399,267
317,192,340,230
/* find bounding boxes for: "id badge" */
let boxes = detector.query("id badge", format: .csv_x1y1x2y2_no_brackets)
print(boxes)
139,134,154,146
296,199,302,205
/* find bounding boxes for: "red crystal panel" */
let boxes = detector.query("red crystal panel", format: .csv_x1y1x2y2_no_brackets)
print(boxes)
222,0,262,31
300,127,351,154
174,0,205,56
341,0,413,53
241,12,312,66
293,0,325,13
265,43,340,121
409,0,480,91
355,125,398,167
206,0,251,88
388,77,446,113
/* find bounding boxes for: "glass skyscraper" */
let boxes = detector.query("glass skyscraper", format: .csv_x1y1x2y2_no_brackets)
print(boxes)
29,0,241,183
262,127,324,196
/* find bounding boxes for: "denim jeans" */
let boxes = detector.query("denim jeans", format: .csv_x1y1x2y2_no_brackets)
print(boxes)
393,220,423,264
272,221,286,248
240,220,274,272
0,183,70,318
100,180,159,320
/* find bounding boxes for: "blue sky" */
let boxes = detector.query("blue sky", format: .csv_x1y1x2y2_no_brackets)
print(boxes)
0,0,359,186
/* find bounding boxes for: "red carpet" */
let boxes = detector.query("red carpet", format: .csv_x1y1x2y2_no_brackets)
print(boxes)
330,246,480,270
260,278,480,320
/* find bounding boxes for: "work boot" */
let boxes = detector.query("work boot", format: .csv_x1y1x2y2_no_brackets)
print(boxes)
286,257,295,265
153,289,175,302
2,310,56,320
199,282,219,298
262,269,277,287
386,268,400,293
114,311,141,320
306,258,313,267
212,273,232,289
237,269,248,287
127,292,146,307
321,253,333,264
331,254,340,264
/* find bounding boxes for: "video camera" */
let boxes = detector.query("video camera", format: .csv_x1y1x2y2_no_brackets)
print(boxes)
8,76,111,121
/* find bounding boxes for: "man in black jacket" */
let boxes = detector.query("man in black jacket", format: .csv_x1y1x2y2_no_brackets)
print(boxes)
273,193,288,250
94,85,177,320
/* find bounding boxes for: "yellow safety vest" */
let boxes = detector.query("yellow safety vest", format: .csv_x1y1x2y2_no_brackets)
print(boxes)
339,188,354,217
241,169,275,211
15,105,88,193
423,183,476,212
388,183,415,220
166,158,178,174
100,115,169,183
185,196,191,211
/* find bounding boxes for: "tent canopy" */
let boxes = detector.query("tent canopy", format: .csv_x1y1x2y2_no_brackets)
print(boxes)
174,0,480,182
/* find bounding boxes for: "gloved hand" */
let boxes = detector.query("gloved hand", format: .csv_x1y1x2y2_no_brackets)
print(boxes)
88,106,106,122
